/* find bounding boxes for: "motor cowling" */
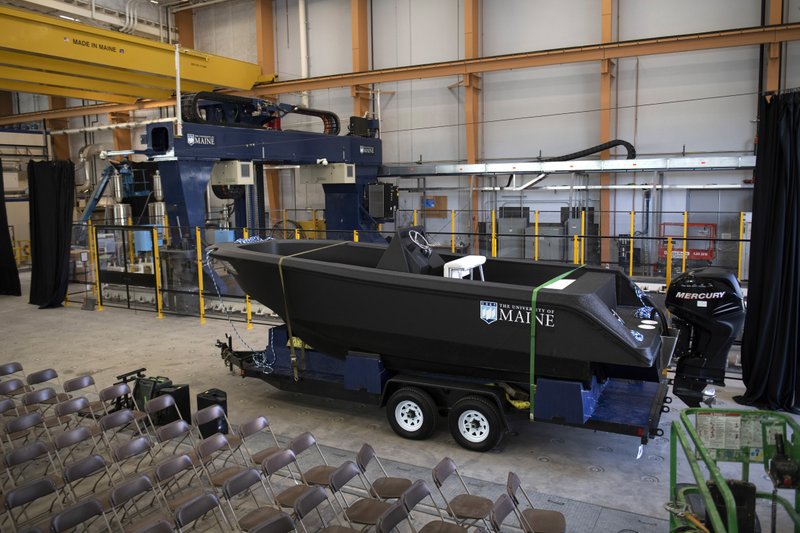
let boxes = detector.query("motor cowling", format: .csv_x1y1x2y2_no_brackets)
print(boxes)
665,267,745,406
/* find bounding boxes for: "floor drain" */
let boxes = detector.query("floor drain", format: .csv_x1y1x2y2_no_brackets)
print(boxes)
597,446,613,453
647,455,664,462
588,465,604,473
641,475,659,483
537,456,550,462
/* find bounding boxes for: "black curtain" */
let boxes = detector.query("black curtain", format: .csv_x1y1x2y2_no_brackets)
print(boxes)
28,160,75,309
0,162,21,296
737,90,800,411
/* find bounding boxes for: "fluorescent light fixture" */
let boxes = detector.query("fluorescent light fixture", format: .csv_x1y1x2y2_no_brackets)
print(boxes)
59,14,80,22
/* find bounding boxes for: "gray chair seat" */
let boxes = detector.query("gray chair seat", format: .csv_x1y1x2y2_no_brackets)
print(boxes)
520,508,567,533
346,498,392,525
275,484,309,508
371,476,413,499
208,465,244,487
238,506,285,531
251,446,281,465
448,494,493,520
304,464,337,486
125,515,175,533
165,487,205,512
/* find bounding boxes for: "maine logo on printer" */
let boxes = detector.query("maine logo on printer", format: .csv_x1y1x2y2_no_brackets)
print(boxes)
480,301,498,324
186,133,215,146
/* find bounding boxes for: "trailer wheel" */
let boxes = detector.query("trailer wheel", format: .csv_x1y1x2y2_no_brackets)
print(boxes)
386,387,438,440
449,396,503,452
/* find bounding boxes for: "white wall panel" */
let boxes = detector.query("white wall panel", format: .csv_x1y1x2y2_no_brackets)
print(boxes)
618,0,760,40
194,0,257,63
483,0,600,55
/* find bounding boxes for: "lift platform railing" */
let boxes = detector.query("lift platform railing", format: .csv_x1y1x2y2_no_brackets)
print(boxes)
670,408,800,533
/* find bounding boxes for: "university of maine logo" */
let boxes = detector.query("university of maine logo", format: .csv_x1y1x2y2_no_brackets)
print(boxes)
480,301,498,324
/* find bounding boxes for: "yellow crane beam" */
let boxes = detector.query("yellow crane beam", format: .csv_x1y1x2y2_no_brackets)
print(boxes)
0,80,135,104
0,51,213,93
0,65,170,100
0,5,264,103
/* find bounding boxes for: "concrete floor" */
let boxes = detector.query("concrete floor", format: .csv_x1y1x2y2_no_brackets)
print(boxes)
3,273,795,532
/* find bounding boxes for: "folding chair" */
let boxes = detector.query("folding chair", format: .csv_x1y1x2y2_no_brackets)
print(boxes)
0,378,33,404
3,440,61,490
193,404,241,449
25,368,70,403
62,374,104,418
4,411,49,448
293,485,358,533
52,426,98,470
238,415,281,467
3,476,62,532
61,454,115,509
287,432,336,486
97,408,145,455
327,460,391,528
250,512,297,533
146,394,196,458
489,493,517,533
98,383,148,425
154,453,205,513
111,436,157,481
506,472,565,533
0,361,26,381
222,467,288,531
374,500,410,533
195,432,248,489
261,448,309,510
431,457,493,528
21,388,70,426
402,479,472,533
52,396,98,434
50,497,112,532
109,473,174,531
356,443,412,500
174,491,231,532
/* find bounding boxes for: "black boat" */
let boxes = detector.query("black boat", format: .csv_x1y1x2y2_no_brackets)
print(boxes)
210,226,675,388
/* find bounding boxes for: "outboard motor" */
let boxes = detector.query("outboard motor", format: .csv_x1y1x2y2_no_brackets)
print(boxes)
666,267,745,406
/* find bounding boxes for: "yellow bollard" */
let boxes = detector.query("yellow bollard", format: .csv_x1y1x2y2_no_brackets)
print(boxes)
195,227,206,325
127,216,135,271
282,209,288,239
353,230,359,243
534,210,539,261
580,209,586,265
243,228,253,329
666,237,673,289
573,234,579,265
294,228,300,240
629,211,635,277
162,214,171,247
88,221,103,311
450,210,456,253
151,227,163,320
413,209,417,226
737,211,745,280
491,210,497,258
682,211,688,273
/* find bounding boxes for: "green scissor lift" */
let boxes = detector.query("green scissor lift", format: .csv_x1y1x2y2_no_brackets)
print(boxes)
669,408,800,532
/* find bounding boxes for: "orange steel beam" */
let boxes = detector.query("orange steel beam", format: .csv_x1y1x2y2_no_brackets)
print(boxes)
255,0,275,77
465,0,481,252
47,96,70,160
173,9,194,48
766,0,783,91
3,22,799,126
351,0,370,117
599,0,613,264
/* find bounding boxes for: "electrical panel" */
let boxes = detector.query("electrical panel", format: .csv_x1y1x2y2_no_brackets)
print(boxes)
210,161,255,186
296,163,355,185
366,183,398,220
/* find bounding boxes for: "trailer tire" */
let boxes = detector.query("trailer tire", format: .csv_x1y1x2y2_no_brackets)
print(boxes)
449,395,503,452
386,387,438,440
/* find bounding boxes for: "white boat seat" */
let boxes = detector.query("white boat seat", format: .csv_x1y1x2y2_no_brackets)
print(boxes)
443,255,486,281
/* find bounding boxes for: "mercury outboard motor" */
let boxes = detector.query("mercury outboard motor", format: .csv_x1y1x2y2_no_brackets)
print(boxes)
666,267,745,406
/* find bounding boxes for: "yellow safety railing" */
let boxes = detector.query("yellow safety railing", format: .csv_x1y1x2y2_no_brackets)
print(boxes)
450,210,456,253
572,235,579,265
413,209,417,226
88,220,103,311
666,237,673,288
151,227,162,319
195,227,205,324
242,228,253,330
580,209,586,265
295,228,300,240
534,210,539,261
353,230,359,243
682,211,688,273
491,210,497,258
